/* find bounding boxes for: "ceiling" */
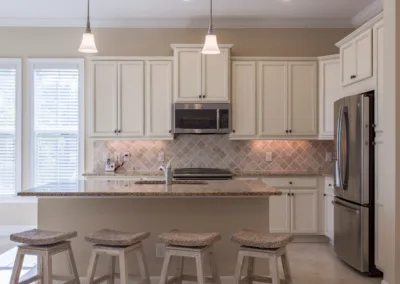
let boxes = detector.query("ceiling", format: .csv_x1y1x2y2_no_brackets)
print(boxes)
0,0,381,28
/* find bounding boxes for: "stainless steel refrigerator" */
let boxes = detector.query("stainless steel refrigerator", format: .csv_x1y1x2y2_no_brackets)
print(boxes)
333,91,380,275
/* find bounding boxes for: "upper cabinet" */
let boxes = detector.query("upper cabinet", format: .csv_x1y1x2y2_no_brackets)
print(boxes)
318,55,342,140
172,44,232,103
89,58,173,140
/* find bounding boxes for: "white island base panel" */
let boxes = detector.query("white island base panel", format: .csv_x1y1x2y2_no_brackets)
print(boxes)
38,197,270,278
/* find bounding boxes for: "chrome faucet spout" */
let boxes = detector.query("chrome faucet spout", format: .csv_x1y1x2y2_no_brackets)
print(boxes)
159,159,174,185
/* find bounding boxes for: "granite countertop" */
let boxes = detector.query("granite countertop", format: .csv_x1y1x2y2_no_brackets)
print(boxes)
83,171,163,177
18,180,281,198
234,171,320,177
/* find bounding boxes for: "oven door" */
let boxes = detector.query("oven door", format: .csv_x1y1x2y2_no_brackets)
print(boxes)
174,103,230,134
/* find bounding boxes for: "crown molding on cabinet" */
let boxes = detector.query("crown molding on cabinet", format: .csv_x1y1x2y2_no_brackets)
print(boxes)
336,12,383,47
231,57,318,62
352,0,383,28
0,17,354,29
86,56,173,61
171,44,233,49
318,54,340,61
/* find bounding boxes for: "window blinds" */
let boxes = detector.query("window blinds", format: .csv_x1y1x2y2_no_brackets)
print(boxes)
0,67,17,195
33,66,80,186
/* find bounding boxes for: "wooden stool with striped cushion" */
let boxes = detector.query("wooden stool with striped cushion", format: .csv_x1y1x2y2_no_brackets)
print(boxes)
231,229,294,284
9,229,80,284
158,230,222,284
85,229,150,284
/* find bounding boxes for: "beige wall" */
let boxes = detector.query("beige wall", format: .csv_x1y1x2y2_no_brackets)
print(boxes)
0,27,352,57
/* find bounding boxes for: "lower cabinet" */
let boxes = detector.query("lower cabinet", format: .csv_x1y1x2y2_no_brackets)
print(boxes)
269,188,318,234
322,178,335,242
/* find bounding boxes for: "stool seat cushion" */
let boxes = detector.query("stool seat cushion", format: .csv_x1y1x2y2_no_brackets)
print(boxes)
158,230,221,247
85,229,150,247
231,229,293,249
10,229,77,245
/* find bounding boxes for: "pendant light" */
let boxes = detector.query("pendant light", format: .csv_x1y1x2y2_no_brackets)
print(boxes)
79,0,98,53
201,0,220,54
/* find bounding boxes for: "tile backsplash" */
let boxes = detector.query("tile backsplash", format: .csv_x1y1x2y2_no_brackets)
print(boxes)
92,135,334,174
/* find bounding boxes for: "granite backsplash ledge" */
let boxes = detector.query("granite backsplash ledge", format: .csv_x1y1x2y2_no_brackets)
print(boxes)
92,135,334,174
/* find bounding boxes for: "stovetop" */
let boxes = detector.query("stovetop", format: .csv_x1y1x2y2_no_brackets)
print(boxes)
173,168,233,180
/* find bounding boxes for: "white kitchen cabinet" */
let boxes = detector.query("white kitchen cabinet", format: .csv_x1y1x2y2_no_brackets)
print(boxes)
146,61,173,138
269,189,291,233
90,61,118,137
118,62,145,138
291,190,318,233
324,178,335,242
318,55,342,140
339,28,373,87
373,19,384,132
258,62,288,137
288,62,318,136
172,44,232,103
230,61,257,139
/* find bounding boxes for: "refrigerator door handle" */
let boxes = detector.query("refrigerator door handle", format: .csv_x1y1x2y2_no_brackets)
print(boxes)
341,107,350,189
336,105,344,188
332,200,360,214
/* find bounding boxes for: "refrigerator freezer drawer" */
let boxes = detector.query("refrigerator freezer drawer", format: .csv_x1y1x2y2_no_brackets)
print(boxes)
333,197,370,272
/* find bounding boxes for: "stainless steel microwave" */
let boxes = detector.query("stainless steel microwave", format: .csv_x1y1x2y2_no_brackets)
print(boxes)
173,103,231,134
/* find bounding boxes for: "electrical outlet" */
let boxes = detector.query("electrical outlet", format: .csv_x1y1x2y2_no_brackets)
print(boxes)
115,152,121,164
265,152,273,162
156,243,166,258
123,152,130,162
158,151,165,162
325,152,333,162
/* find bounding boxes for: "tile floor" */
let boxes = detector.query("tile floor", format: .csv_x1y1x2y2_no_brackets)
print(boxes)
0,241,383,283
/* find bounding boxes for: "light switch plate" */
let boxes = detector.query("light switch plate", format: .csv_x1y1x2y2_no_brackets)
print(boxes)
158,152,165,162
265,152,273,162
325,152,333,162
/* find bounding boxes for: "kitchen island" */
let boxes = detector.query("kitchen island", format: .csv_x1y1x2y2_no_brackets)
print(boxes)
18,180,280,278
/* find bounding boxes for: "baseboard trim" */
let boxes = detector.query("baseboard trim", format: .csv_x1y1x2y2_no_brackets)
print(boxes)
293,235,330,243
79,276,234,284
0,225,36,236
381,280,389,284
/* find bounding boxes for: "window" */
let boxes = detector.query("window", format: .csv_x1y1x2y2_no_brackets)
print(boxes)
29,59,84,187
0,59,21,195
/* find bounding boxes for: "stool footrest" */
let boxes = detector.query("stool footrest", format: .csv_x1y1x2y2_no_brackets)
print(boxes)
18,275,41,284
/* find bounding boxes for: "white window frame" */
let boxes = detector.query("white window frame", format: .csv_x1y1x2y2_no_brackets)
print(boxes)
28,58,85,188
0,58,22,197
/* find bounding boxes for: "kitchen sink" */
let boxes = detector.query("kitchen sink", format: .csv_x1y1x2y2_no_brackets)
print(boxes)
135,180,208,185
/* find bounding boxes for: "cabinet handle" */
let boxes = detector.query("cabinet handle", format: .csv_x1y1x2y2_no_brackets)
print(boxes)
114,130,117,134
351,75,357,79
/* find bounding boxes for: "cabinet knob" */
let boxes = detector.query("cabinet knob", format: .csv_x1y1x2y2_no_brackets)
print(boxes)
199,95,202,99
287,193,290,196
329,184,332,187
292,193,295,196
169,130,172,133
203,95,206,98
232,130,236,133
118,130,121,133
114,130,117,134
324,193,327,197
286,130,289,134
289,181,293,185
351,75,357,79
289,130,292,133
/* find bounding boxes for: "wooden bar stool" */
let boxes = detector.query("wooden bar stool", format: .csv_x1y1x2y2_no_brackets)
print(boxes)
158,230,222,284
85,229,150,284
231,229,294,284
9,229,80,284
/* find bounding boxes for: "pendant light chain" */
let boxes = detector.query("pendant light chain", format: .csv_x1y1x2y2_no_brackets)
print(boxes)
208,0,213,35
86,0,91,33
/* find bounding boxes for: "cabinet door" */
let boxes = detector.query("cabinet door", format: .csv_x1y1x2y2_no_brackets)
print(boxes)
174,48,202,102
90,61,118,137
318,58,341,139
291,190,318,233
340,41,356,86
374,20,384,131
146,61,173,138
355,29,373,83
231,61,257,138
258,62,288,136
117,62,145,137
288,62,317,136
202,48,230,102
325,193,335,240
269,189,291,233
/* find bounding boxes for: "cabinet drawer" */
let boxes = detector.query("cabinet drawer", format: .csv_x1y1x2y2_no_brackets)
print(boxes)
262,177,318,188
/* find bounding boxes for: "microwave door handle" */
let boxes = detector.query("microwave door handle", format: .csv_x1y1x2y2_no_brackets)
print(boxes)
336,106,344,188
216,109,220,130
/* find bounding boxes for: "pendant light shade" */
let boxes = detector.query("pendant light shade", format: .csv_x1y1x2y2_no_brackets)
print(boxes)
79,0,98,53
202,0,220,55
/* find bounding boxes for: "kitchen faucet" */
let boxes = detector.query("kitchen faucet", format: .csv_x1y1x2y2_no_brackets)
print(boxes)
159,158,174,185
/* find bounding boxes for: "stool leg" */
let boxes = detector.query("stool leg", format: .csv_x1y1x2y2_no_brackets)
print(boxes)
158,250,172,284
175,256,184,284
66,243,80,284
281,250,293,284
208,249,221,284
86,250,99,284
10,248,24,284
195,252,206,284
37,256,43,284
246,257,255,284
233,250,245,284
119,251,129,284
136,245,150,284
42,252,52,284
108,256,116,284
269,255,280,284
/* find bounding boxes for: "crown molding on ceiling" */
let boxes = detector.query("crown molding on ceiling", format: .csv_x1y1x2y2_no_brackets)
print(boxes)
0,17,354,29
352,0,383,27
